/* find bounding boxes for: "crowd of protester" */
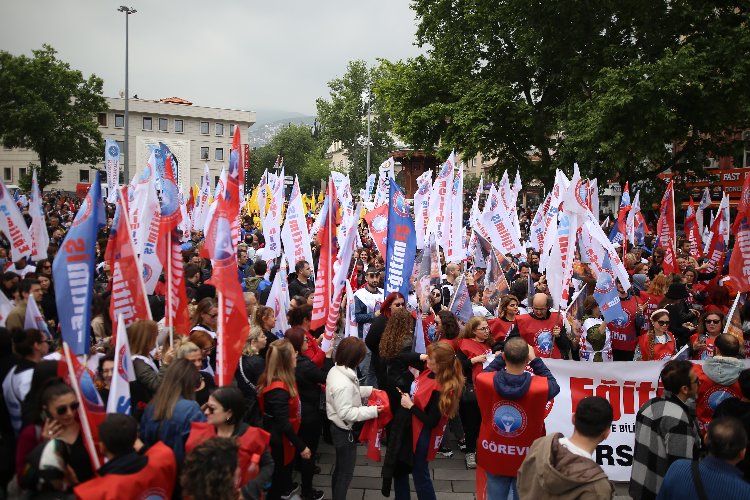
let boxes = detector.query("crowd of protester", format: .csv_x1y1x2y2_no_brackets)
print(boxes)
1,188,750,500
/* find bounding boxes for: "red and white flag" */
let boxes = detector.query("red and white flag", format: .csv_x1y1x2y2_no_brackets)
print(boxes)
656,180,678,274
730,171,750,292
29,169,49,260
447,162,464,263
105,188,152,330
684,197,703,260
130,153,162,293
413,170,432,250
311,179,338,332
704,207,726,275
427,152,455,251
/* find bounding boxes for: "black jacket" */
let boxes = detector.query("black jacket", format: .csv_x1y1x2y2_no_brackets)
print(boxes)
261,388,307,452
364,315,388,386
295,354,333,424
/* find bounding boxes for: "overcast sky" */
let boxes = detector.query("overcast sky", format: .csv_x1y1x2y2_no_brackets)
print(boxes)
0,0,424,120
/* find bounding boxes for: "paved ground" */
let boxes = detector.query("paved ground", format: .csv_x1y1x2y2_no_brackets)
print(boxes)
294,436,631,499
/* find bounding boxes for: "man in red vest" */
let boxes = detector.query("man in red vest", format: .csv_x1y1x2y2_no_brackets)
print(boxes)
74,414,177,500
608,279,644,360
511,293,572,359
477,336,560,499
694,333,745,435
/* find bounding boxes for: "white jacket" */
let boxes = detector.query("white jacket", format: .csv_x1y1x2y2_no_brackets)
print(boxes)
325,365,378,430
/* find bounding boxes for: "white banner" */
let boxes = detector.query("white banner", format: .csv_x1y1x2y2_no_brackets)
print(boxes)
281,176,314,271
543,359,750,482
105,139,120,203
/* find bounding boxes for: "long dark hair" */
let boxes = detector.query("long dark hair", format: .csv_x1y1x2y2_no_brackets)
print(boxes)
150,359,200,421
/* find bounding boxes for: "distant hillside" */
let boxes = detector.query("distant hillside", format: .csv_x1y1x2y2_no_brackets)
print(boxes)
248,114,316,147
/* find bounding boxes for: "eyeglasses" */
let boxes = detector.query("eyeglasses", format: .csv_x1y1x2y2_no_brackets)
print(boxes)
475,326,490,332
655,320,670,326
55,401,80,416
705,319,721,324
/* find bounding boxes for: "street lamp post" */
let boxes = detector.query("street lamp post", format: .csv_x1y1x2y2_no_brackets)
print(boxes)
118,6,136,183
366,91,371,178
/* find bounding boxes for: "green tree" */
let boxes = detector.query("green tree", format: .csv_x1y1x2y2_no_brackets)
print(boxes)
374,1,750,187
316,60,395,191
249,124,327,193
0,45,108,191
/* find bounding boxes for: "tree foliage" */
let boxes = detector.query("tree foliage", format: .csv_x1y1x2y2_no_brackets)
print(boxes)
0,45,107,190
316,60,396,191
374,1,750,187
249,124,328,193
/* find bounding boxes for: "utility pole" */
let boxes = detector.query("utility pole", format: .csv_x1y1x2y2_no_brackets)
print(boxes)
118,6,137,183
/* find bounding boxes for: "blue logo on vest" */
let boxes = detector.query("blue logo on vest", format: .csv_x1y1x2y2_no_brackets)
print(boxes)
536,330,553,356
492,401,527,438
708,389,734,410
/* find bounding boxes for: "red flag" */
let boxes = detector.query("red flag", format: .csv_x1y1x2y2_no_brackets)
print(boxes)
730,171,750,292
311,179,337,332
705,208,726,275
656,180,678,274
363,203,388,257
186,185,195,216
358,389,392,461
106,188,152,334
685,197,703,260
59,343,105,471
205,191,249,385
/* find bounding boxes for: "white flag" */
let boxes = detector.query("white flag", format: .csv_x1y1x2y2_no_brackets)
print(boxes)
130,152,162,294
262,168,284,259
266,258,290,338
0,180,32,262
0,290,12,327
447,163,464,263
281,176,314,271
374,157,395,208
413,170,432,250
345,279,358,338
24,297,51,338
414,311,426,354
29,170,49,260
427,152,455,252
107,317,135,414
105,139,120,203
192,164,211,232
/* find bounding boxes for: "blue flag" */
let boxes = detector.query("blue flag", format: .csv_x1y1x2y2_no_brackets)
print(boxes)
593,253,624,324
53,172,105,355
450,275,474,322
384,178,417,300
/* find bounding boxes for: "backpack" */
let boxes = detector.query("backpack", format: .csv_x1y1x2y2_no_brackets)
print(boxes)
246,276,263,292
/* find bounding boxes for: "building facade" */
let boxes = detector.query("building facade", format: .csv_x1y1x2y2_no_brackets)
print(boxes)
0,96,256,193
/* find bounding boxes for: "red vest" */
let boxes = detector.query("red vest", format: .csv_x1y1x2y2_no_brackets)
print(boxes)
259,381,301,465
457,338,492,381
689,334,716,360
637,333,675,360
515,313,562,359
694,364,743,434
73,442,177,500
438,337,458,350
608,295,640,351
185,422,271,485
488,317,515,343
475,372,548,476
640,293,664,334
411,370,448,462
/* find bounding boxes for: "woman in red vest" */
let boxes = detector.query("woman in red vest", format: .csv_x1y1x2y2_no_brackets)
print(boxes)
638,274,668,334
186,387,273,500
691,311,725,360
635,309,676,361
457,316,496,469
435,310,460,348
488,295,520,344
392,342,464,500
258,339,311,500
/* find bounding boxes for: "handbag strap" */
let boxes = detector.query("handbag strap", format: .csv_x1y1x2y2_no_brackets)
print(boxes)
691,460,708,500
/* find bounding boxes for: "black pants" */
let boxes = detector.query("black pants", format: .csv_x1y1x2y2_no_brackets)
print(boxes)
298,417,322,496
268,441,293,500
613,349,635,361
330,424,358,500
458,398,481,453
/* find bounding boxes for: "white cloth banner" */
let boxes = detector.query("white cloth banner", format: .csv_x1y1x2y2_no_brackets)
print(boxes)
427,152,455,252
374,157,395,208
0,180,32,262
29,170,49,260
413,170,432,250
107,317,136,414
130,152,162,293
262,168,284,259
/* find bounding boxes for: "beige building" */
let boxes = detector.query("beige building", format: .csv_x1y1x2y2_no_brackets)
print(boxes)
0,96,255,193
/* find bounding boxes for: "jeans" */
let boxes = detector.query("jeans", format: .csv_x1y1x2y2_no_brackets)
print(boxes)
331,424,358,500
394,427,436,500
298,417,322,496
358,346,378,386
486,473,518,500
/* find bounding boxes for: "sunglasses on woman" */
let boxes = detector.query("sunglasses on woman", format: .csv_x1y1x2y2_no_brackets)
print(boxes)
655,320,669,326
55,401,80,416
705,319,721,324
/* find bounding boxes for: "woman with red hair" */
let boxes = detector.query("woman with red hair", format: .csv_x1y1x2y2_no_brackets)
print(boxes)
365,292,406,388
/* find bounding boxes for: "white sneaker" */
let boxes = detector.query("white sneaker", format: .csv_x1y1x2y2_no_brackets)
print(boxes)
465,452,477,469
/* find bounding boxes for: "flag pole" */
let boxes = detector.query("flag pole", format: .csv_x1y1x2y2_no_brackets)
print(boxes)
723,291,743,335
167,231,174,347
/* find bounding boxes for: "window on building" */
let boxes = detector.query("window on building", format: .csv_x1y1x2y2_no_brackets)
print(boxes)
119,172,125,183
214,175,220,186
215,148,224,161
97,113,108,127
215,123,224,136
175,119,184,133
230,124,236,136
3,168,10,181
114,114,124,128
79,169,90,183
200,147,209,160
116,140,124,155
143,117,153,131
158,118,168,132
200,121,209,135
18,167,27,179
